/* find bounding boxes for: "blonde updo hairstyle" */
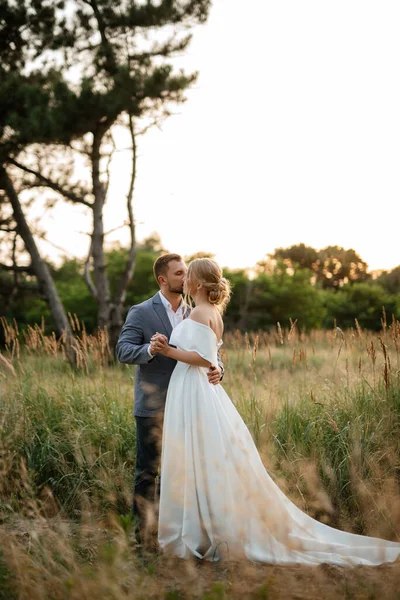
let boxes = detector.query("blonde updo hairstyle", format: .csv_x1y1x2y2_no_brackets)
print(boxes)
185,258,231,314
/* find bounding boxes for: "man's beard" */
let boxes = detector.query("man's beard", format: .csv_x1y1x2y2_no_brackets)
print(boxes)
168,284,184,294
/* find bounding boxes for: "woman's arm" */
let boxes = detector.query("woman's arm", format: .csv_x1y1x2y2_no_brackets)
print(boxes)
151,335,212,368
165,346,211,368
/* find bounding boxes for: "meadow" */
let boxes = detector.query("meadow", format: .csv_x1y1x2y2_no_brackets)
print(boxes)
0,316,399,599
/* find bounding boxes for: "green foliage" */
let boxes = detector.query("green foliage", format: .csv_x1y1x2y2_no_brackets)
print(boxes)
0,1,212,150
376,266,400,295
53,259,98,331
2,249,400,335
223,268,251,327
0,278,51,336
225,267,326,331
107,246,159,307
259,269,326,329
316,246,370,289
268,244,370,289
322,282,398,330
271,242,319,271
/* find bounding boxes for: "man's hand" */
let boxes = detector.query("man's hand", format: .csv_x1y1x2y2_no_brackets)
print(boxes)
207,364,222,386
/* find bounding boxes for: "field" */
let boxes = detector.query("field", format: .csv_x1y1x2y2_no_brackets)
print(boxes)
0,317,400,599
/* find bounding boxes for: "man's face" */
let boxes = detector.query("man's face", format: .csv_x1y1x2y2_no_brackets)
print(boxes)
164,260,187,294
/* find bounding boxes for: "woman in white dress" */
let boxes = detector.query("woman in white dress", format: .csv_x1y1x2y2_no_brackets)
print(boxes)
150,258,400,566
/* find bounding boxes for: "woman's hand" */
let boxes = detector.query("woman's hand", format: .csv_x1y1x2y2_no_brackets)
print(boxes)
150,332,171,356
151,332,168,341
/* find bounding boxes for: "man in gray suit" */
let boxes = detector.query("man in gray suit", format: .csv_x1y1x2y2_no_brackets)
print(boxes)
116,253,223,545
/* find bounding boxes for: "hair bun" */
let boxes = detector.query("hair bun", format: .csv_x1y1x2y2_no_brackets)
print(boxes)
208,277,230,307
185,258,232,314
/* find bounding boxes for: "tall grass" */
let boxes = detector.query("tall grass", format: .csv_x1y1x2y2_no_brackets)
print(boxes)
0,315,399,598
222,319,400,535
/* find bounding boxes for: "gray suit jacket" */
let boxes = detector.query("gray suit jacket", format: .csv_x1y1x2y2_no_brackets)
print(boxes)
116,293,223,417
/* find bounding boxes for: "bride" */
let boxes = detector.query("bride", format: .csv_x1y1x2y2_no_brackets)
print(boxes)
150,258,400,566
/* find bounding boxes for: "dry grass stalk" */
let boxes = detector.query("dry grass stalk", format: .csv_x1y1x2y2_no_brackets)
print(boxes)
251,335,259,364
379,337,391,391
0,316,20,359
276,322,284,345
0,351,16,376
288,318,298,341
355,318,362,342
381,305,387,338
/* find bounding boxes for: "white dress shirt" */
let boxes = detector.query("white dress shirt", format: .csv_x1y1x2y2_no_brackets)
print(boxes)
148,291,185,358
158,290,185,329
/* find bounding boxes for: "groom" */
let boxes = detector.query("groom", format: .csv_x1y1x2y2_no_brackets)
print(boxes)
115,253,224,545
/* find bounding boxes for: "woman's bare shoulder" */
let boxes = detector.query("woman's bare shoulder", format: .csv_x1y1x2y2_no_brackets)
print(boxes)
189,306,210,326
190,306,223,338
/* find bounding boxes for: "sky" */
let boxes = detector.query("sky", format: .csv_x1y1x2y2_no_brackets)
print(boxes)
35,0,400,272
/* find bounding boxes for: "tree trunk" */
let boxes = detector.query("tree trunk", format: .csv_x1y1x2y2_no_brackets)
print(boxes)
88,121,137,356
0,166,77,366
108,301,125,355
90,128,111,330
109,114,138,353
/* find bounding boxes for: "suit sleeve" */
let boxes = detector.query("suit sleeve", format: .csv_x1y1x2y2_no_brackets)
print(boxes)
217,350,224,379
115,305,153,365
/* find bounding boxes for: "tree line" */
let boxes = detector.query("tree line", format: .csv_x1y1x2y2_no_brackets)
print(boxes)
1,238,399,341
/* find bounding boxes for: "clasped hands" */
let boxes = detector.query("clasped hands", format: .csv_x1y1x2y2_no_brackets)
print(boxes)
150,332,222,386
150,332,170,356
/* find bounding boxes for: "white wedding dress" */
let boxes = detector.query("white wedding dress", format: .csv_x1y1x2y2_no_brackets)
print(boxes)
158,319,400,565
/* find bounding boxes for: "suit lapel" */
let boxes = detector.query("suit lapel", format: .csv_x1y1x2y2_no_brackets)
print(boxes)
152,293,173,337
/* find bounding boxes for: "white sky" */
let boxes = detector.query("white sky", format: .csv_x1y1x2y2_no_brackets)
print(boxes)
36,0,400,271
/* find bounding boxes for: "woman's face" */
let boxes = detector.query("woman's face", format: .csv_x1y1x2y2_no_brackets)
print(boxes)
183,275,191,296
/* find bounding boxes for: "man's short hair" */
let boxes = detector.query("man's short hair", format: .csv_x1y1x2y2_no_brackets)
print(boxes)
153,253,183,282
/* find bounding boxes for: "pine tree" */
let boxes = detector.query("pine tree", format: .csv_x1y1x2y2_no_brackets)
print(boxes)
1,0,212,350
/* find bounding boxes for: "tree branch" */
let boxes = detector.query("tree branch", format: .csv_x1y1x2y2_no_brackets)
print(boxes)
0,281,40,293
104,222,128,237
83,0,118,75
0,262,35,274
129,33,192,62
8,158,93,208
104,132,116,199
115,112,136,306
